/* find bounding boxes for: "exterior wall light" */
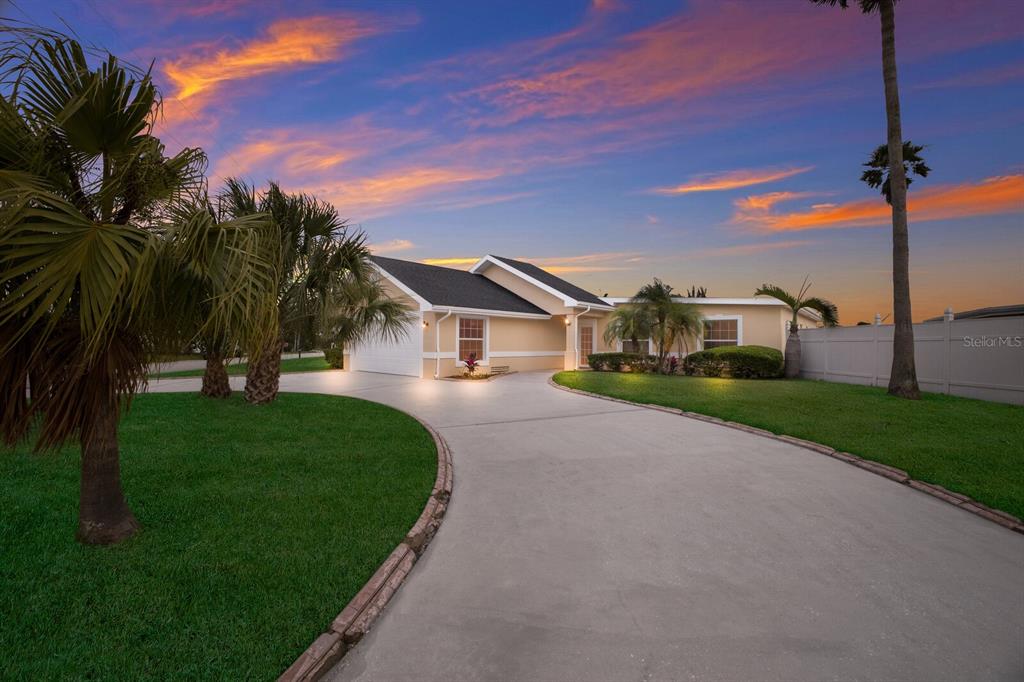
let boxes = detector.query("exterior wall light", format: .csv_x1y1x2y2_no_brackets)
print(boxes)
564,316,572,326
422,320,429,328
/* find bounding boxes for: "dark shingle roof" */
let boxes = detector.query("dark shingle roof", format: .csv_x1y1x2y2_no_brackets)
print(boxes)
490,255,608,306
371,256,548,315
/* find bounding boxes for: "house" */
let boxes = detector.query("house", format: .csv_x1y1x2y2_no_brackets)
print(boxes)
346,255,822,378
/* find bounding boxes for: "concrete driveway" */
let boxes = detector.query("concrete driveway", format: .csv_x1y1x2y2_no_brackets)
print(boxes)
149,370,1024,681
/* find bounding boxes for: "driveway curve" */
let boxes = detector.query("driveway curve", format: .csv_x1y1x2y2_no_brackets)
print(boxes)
149,371,1024,681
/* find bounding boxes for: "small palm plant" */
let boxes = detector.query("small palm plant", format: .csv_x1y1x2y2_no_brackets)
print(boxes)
861,141,930,204
755,279,838,378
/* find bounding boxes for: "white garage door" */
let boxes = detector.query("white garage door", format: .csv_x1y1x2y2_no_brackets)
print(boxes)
349,313,422,377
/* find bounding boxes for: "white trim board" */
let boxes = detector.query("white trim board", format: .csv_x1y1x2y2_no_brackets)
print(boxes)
470,255,614,311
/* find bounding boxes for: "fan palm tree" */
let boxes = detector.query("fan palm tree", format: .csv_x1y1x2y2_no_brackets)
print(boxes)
0,31,277,544
861,140,929,204
602,303,653,354
218,180,412,404
755,279,839,378
810,0,919,398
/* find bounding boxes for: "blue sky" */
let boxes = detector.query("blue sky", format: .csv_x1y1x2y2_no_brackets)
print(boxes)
17,0,1024,321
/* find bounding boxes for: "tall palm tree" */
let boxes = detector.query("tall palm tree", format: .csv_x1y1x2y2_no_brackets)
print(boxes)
755,279,839,378
810,0,919,398
861,141,929,204
0,31,277,544
602,303,653,354
218,180,412,404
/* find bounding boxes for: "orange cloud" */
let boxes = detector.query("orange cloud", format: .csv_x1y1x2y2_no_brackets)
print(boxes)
421,257,479,268
735,175,1024,232
368,239,415,254
653,166,813,195
163,15,389,116
212,118,425,179
306,166,504,218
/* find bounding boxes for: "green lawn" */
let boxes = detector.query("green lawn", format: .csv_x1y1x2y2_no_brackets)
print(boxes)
1,393,436,680
152,355,332,378
554,371,1024,519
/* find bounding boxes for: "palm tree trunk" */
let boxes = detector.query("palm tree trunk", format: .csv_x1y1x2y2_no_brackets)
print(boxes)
879,0,920,399
244,336,284,405
200,353,231,399
77,396,139,545
784,329,801,379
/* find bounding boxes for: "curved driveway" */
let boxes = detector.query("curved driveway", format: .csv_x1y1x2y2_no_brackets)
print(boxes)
151,371,1024,681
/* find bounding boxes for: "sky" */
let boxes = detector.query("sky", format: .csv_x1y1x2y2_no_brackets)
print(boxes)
14,0,1024,322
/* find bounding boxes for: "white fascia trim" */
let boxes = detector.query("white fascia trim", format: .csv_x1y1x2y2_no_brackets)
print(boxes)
437,305,550,320
425,350,564,359
371,262,430,311
490,350,565,357
603,296,786,306
471,255,578,306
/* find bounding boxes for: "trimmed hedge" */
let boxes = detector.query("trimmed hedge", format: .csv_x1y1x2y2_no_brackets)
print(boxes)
324,347,344,369
682,345,783,379
587,352,659,373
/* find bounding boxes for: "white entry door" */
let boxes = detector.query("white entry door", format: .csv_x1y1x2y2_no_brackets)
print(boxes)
578,319,596,368
349,312,423,377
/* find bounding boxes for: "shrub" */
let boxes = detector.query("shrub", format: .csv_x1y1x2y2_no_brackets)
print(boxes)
682,345,783,379
323,347,344,369
587,352,659,373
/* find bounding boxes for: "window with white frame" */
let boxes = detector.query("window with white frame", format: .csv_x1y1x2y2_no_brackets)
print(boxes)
457,317,486,363
703,319,739,348
620,338,650,354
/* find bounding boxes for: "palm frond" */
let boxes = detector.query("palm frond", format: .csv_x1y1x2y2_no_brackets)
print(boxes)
754,283,799,310
801,297,839,327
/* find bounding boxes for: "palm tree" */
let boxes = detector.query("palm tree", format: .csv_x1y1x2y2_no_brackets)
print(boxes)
629,279,703,373
755,279,839,378
218,180,412,404
810,0,919,398
602,303,653,354
667,304,703,357
861,141,929,204
0,31,277,544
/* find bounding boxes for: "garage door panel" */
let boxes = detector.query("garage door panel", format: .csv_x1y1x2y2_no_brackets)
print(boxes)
350,314,422,377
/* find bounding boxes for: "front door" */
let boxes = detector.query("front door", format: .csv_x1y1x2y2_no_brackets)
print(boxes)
578,319,596,367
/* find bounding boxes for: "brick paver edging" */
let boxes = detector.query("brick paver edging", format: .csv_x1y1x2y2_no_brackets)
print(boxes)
547,376,1024,535
279,414,454,681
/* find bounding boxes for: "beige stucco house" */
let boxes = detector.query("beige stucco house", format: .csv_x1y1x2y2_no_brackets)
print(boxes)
346,255,821,378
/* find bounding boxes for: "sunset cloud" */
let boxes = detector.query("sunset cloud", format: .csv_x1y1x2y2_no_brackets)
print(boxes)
163,14,396,120
734,175,1024,232
307,166,504,218
421,257,479,268
652,166,812,195
690,240,814,257
368,239,415,255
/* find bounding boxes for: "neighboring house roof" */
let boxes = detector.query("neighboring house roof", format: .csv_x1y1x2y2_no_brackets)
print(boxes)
602,295,824,321
924,304,1024,322
370,256,548,316
471,255,611,308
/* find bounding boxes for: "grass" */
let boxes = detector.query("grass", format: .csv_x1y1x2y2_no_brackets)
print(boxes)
152,355,332,378
0,392,436,680
554,371,1024,519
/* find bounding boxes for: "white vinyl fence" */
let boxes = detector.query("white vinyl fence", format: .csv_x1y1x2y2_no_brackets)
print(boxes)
799,315,1024,405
